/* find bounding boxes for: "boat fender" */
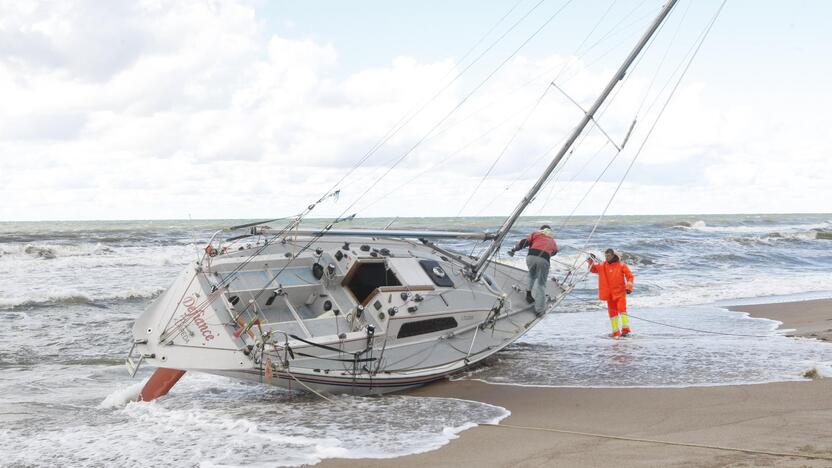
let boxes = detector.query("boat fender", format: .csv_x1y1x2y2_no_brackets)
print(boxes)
312,263,324,279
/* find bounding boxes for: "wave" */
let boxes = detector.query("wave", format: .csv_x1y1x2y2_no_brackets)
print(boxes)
671,220,707,229
814,229,832,240
619,251,656,266
681,220,831,235
0,242,194,270
23,245,57,259
0,288,164,310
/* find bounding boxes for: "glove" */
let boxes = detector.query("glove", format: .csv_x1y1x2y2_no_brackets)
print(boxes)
507,249,515,257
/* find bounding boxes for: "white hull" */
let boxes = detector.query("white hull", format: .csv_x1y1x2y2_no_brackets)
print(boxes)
128,234,570,396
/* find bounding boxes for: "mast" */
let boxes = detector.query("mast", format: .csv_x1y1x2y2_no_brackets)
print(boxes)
473,0,678,278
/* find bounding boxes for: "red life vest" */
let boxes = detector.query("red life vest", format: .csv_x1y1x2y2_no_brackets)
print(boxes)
527,231,557,255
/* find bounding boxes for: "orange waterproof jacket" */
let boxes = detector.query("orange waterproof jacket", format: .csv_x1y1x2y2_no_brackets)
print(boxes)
589,260,634,300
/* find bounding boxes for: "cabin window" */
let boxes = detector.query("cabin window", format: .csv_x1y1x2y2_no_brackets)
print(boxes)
397,317,458,339
345,261,401,303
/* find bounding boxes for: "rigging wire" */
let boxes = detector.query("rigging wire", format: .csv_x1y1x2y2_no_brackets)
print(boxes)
356,96,541,214
455,0,629,218
169,2,561,335
548,2,692,225
332,0,577,220
580,0,727,255
317,0,551,203
408,3,649,159
356,0,654,218
633,0,693,120
472,6,664,218
455,84,554,217
533,5,672,217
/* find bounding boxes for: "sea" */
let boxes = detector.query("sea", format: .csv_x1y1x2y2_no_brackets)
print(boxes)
2,213,831,466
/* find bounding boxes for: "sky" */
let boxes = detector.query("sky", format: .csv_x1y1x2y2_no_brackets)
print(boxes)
1,0,830,221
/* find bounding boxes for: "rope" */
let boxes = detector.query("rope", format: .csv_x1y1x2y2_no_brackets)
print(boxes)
481,423,832,462
564,293,776,338
283,370,334,403
626,314,775,338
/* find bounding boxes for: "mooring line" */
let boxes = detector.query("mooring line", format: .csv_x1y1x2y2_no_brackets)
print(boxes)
481,423,832,461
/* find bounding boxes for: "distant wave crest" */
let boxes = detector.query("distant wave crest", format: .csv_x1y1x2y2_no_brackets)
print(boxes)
0,288,164,310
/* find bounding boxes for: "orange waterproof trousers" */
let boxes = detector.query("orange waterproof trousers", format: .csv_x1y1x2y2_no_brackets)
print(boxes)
606,296,631,336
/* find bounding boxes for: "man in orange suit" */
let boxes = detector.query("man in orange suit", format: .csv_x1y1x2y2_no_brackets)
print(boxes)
587,248,635,337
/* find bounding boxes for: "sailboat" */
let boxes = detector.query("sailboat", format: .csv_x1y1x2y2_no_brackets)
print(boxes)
126,0,684,399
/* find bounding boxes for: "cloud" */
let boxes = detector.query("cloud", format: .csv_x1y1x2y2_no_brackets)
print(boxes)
0,0,829,221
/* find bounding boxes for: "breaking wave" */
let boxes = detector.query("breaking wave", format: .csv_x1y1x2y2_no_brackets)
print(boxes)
0,288,164,310
671,220,707,229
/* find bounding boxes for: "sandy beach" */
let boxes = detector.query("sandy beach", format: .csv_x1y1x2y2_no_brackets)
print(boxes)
318,299,832,467
734,299,832,343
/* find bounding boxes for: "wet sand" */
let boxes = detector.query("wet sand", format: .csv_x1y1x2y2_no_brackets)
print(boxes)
317,299,832,468
731,298,832,343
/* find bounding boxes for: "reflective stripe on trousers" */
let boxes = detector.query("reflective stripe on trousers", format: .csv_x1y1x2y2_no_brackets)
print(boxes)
606,297,631,335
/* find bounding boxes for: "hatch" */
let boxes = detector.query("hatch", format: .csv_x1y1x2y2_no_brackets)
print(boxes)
343,260,402,304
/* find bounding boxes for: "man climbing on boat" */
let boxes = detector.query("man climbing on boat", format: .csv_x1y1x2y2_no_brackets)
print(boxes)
587,249,635,337
508,225,558,315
